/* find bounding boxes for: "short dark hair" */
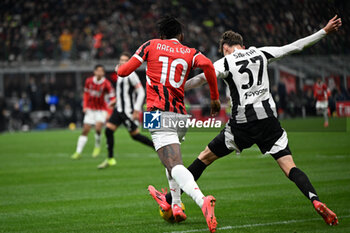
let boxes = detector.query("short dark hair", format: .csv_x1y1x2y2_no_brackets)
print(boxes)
219,30,243,54
94,64,105,70
157,16,183,39
120,52,131,58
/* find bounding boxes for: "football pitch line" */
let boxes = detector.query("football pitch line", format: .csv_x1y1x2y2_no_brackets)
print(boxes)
166,215,350,233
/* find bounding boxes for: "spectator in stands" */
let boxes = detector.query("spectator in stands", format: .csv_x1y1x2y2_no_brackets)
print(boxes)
0,0,348,62
59,29,73,60
92,30,103,59
0,97,6,132
18,92,32,129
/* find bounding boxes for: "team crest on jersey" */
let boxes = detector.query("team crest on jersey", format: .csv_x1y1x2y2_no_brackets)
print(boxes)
143,110,161,129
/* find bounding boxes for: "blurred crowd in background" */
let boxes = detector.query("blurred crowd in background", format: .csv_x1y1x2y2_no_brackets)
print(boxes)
1,72,350,132
0,0,349,62
0,0,349,132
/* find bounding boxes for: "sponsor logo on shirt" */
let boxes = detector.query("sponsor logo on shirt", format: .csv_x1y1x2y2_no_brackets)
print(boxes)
244,88,268,99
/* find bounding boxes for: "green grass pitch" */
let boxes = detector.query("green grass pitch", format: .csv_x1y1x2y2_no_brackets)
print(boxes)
0,118,349,233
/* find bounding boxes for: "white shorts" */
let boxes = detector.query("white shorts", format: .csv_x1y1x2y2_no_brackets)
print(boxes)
149,112,190,151
316,100,328,109
83,109,108,125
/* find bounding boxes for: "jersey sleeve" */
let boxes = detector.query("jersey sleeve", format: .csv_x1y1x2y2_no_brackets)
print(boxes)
105,80,116,101
213,57,229,79
185,58,228,91
258,29,327,63
192,53,220,100
118,41,151,77
129,72,142,87
133,40,151,63
130,73,145,111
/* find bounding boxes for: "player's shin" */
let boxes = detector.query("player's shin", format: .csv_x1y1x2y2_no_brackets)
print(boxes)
171,164,204,208
76,135,88,154
323,109,329,123
165,158,208,205
105,128,114,158
95,133,101,148
165,169,181,208
288,167,320,202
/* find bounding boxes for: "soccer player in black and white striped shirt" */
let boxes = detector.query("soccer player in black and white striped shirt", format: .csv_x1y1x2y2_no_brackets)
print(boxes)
97,52,154,169
159,16,341,225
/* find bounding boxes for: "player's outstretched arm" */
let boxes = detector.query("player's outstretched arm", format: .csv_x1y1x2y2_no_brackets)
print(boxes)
116,56,143,77
259,15,342,63
185,56,229,91
185,70,228,91
184,73,207,91
116,41,151,77
193,53,221,116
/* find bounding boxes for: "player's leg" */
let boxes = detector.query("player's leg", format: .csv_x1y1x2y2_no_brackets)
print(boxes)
129,128,154,148
165,125,236,205
71,123,91,159
164,146,219,205
276,153,320,202
97,109,122,169
275,154,338,225
316,101,329,127
148,114,217,231
92,121,103,157
157,143,216,230
97,122,118,169
165,167,186,222
322,106,329,127
263,117,337,225
105,122,118,159
92,110,108,157
124,113,153,148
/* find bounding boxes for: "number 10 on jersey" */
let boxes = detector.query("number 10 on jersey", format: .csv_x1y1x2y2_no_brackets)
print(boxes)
159,56,188,88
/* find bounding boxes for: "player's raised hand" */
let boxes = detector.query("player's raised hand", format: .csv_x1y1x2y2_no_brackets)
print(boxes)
323,15,342,34
210,99,221,117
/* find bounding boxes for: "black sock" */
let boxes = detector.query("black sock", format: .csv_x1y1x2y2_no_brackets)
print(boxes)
165,158,207,205
105,128,115,159
131,133,154,148
288,167,320,203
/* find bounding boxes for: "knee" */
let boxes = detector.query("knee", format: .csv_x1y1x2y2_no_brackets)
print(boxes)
82,129,89,136
198,146,218,165
105,127,114,137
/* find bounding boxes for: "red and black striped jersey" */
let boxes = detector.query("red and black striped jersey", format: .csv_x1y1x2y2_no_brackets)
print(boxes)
131,38,219,114
83,76,115,110
313,82,329,101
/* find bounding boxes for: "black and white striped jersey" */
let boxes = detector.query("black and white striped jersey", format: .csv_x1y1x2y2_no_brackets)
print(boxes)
214,47,277,124
185,29,327,124
116,72,145,117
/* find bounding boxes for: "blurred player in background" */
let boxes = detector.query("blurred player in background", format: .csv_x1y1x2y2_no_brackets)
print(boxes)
160,15,341,226
97,52,154,169
116,16,220,232
314,78,330,127
71,65,115,159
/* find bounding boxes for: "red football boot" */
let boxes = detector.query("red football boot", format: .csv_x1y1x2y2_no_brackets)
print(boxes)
148,185,171,211
313,200,338,226
201,195,217,233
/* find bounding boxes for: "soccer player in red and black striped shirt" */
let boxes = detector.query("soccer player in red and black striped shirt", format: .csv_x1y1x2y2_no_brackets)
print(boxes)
116,16,220,232
71,65,115,160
